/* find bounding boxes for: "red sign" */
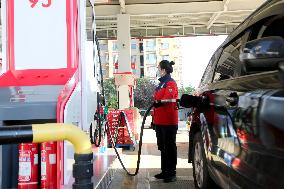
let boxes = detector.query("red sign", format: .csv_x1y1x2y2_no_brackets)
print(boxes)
29,0,52,8
131,63,136,70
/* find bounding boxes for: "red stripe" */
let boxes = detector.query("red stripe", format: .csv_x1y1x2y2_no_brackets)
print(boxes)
66,0,79,69
56,70,79,188
114,72,133,75
75,0,79,69
0,69,76,87
57,1,79,188
66,0,72,68
7,1,15,71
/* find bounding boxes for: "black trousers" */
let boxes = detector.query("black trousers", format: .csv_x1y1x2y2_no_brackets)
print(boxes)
155,125,178,176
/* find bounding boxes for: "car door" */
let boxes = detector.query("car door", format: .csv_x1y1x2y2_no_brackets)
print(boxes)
202,34,245,189
229,10,284,189
199,89,237,189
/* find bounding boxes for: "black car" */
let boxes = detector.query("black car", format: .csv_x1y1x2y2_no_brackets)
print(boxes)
180,0,284,188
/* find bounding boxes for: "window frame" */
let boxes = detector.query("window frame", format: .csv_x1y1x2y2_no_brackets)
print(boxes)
146,53,157,65
161,42,169,50
212,34,247,82
199,48,222,88
131,43,137,50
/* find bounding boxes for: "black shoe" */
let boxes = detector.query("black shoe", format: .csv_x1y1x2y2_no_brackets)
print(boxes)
163,175,177,183
154,172,165,179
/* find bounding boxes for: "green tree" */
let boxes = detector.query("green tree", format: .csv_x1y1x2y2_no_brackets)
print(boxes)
103,78,156,110
103,78,118,109
178,85,195,98
134,78,156,109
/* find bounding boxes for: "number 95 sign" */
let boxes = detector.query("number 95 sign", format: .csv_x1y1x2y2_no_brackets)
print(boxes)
29,0,52,8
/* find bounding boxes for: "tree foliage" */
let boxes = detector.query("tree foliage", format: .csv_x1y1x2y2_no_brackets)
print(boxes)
178,86,195,98
104,78,157,110
134,78,156,109
103,78,118,109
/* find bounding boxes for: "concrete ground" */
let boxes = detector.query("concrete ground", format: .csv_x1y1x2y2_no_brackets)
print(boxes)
107,121,195,189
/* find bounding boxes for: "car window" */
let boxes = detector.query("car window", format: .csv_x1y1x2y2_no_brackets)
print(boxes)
213,37,243,82
260,16,284,39
199,57,214,87
199,49,221,87
247,15,283,42
247,16,274,41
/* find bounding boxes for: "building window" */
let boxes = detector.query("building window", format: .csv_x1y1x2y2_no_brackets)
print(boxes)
100,54,107,64
113,42,118,51
99,43,108,51
131,43,137,49
147,66,157,78
162,55,169,61
139,43,144,52
146,40,156,51
140,55,144,66
113,54,118,64
146,53,157,65
140,68,144,77
161,43,169,50
131,55,136,63
99,54,109,64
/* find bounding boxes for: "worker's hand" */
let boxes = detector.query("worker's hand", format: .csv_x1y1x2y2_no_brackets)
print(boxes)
153,100,163,108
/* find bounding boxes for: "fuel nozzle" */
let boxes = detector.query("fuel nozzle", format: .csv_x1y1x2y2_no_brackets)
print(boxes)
180,94,209,110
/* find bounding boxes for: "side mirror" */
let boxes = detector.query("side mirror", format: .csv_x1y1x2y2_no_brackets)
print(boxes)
240,36,284,73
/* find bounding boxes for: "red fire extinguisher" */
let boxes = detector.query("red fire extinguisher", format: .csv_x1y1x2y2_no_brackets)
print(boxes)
41,142,57,189
18,143,39,189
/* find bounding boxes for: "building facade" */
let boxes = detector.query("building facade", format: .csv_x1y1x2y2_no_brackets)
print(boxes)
98,38,183,87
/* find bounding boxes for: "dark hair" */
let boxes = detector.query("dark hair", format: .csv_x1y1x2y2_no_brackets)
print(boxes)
159,60,175,74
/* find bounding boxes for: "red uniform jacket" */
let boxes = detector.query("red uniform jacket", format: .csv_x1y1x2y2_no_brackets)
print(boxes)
153,74,178,126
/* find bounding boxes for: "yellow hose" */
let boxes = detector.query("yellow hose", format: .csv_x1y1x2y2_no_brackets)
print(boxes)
32,124,92,154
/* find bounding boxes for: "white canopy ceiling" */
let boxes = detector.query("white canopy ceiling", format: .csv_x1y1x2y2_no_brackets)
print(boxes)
90,0,266,39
